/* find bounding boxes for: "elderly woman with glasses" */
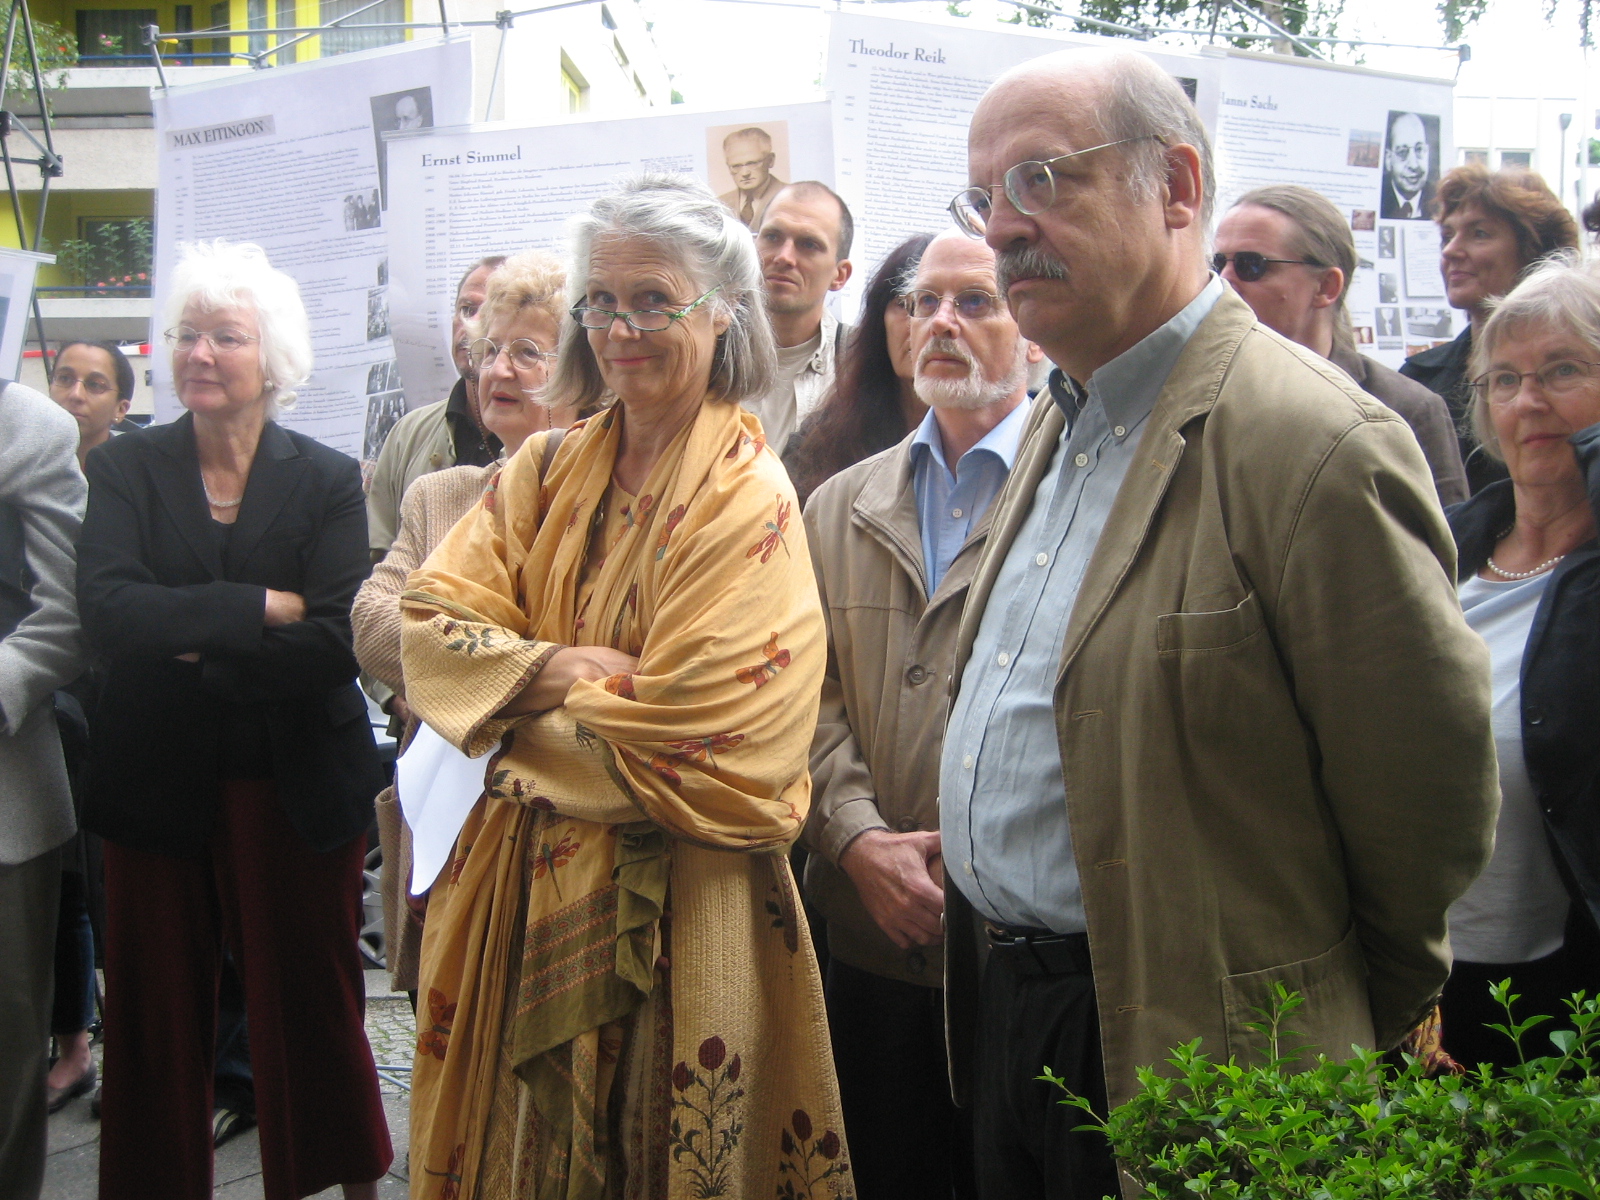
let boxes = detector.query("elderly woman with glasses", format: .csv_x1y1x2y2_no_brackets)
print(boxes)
399,175,848,1198
1436,253,1600,1071
76,240,391,1200
353,248,570,996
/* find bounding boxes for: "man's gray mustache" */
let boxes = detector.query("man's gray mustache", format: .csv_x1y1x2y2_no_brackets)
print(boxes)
996,247,1069,293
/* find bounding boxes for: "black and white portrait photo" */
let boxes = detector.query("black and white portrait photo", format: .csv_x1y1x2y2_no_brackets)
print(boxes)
1375,307,1402,338
370,86,434,209
343,189,380,232
1379,273,1399,304
1381,110,1440,221
366,287,390,341
1378,226,1396,259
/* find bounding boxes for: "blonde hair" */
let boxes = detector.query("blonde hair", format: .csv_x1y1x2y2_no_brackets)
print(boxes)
468,248,566,342
1469,250,1600,461
164,239,311,412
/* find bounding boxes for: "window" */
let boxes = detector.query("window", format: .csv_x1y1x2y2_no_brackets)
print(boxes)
611,34,628,68
1461,149,1488,166
75,9,157,66
319,0,404,55
59,218,153,295
208,0,230,64
276,0,297,59
599,4,616,28
247,0,267,54
1499,150,1531,170
560,52,587,113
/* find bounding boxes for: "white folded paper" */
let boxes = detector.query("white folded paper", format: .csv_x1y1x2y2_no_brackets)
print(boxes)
395,721,494,895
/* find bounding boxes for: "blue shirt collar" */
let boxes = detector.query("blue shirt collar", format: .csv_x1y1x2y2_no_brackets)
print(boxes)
1048,274,1225,429
909,398,1029,480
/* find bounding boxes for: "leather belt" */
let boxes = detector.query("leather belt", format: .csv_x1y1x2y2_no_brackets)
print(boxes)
984,922,1092,976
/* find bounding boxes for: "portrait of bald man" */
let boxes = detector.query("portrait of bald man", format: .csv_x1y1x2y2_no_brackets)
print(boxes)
717,126,787,229
943,46,1496,1198
1381,110,1438,220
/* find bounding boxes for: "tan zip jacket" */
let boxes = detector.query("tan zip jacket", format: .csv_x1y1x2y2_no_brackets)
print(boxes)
802,431,997,987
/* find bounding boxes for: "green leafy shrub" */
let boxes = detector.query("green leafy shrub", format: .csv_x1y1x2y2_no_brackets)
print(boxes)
4,19,78,98
1047,982,1600,1198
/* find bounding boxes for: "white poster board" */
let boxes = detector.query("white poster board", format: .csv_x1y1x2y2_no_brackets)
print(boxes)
383,101,833,412
152,37,474,462
1214,52,1456,369
0,247,51,383
825,12,1221,314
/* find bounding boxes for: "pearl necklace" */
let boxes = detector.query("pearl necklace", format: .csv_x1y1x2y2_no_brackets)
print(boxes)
1485,552,1565,580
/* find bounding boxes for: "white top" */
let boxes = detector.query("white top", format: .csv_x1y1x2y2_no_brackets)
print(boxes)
1448,571,1570,964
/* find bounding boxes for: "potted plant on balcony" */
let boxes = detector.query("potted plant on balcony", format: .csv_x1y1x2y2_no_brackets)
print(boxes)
1048,983,1600,1197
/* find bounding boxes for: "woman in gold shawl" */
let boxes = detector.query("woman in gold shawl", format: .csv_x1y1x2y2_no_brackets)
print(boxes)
400,175,852,1200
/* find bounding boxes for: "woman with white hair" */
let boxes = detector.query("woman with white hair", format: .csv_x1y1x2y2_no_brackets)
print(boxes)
76,240,392,1199
400,176,849,1197
1439,252,1600,1070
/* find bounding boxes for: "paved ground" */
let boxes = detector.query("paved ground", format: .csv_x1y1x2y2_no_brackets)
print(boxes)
42,971,416,1199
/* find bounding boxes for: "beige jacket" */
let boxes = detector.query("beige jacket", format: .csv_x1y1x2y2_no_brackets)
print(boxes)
352,462,494,991
365,398,455,556
944,290,1498,1112
802,432,996,987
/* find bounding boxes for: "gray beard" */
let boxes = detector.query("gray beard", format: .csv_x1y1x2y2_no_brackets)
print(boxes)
915,339,1029,412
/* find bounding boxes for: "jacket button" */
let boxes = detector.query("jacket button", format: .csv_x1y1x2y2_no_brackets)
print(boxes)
896,817,918,832
906,664,928,685
907,950,926,975
1527,706,1545,725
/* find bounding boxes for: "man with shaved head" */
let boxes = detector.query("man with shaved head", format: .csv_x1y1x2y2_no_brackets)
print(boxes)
802,229,1037,1199
940,48,1497,1197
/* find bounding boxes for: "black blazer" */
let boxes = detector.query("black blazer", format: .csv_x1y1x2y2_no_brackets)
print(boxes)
77,413,384,858
1447,421,1600,934
1401,327,1510,496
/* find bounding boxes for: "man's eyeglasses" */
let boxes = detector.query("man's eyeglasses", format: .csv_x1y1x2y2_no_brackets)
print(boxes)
949,136,1162,238
1471,360,1600,406
570,286,721,333
164,327,259,355
1211,251,1322,283
51,370,116,397
901,289,1005,322
467,338,557,373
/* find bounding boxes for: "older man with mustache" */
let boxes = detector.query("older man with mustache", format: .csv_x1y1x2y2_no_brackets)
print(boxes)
802,229,1038,1200
941,47,1499,1199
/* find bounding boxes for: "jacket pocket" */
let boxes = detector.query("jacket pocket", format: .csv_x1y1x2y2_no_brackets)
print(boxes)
1156,591,1263,654
1221,924,1373,1065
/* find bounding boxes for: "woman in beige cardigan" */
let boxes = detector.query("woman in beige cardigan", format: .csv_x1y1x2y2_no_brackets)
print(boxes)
353,248,573,992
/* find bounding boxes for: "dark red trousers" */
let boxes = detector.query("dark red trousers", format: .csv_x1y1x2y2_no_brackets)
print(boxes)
99,780,393,1200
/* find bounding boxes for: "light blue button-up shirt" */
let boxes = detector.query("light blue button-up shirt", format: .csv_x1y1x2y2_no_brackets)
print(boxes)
940,277,1224,932
908,401,1029,593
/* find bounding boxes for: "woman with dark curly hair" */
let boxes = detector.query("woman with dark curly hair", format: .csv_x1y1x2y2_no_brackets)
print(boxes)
1401,165,1579,493
784,232,934,506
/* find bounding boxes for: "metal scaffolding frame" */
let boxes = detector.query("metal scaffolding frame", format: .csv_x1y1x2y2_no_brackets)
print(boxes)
0,0,61,373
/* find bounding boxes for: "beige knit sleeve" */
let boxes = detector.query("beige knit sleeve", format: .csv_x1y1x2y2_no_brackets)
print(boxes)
353,475,430,695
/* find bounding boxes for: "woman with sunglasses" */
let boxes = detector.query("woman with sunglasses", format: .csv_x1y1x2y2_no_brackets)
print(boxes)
1436,253,1600,1070
76,240,391,1200
1401,166,1578,494
1213,185,1467,505
401,175,847,1197
353,248,574,998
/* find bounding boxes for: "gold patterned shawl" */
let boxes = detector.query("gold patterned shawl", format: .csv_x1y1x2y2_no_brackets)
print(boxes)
399,399,850,1200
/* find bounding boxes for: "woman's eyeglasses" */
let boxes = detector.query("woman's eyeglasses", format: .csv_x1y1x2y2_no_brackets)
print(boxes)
570,286,721,332
51,370,116,397
164,327,259,354
1471,360,1600,406
467,338,557,373
900,289,1005,322
1211,251,1322,283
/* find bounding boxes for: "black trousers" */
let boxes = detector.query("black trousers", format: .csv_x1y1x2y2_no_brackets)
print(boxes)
1440,910,1600,1072
825,958,975,1200
972,934,1119,1200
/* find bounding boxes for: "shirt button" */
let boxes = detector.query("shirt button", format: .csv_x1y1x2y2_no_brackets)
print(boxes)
962,754,973,769
951,508,963,518
1074,452,1089,467
1035,552,1049,566
996,652,1009,667
1114,425,1126,437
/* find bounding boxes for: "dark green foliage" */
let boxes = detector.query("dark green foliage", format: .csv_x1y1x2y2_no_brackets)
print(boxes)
1046,982,1600,1198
